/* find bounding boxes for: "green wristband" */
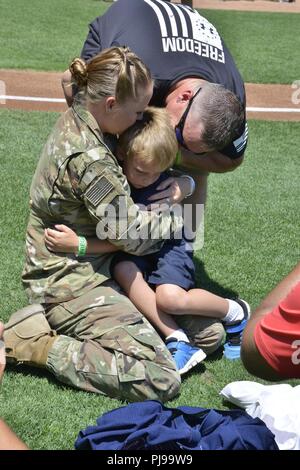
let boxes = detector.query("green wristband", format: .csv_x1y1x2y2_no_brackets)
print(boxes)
77,236,87,257
174,150,182,167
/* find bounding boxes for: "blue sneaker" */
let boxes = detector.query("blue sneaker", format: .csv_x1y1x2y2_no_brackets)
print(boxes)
223,299,251,360
166,340,206,375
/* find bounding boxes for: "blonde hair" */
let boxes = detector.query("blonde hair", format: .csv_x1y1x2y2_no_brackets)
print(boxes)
118,107,177,171
69,46,152,103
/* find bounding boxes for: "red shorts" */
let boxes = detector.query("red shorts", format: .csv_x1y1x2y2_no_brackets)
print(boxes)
254,281,300,378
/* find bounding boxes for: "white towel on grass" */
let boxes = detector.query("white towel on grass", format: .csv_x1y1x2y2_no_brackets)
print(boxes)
220,381,300,450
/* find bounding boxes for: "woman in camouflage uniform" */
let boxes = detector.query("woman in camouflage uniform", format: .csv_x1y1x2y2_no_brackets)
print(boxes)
4,47,223,401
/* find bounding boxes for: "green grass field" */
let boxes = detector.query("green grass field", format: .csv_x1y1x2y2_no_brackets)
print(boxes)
1,0,300,451
0,0,299,83
0,109,299,449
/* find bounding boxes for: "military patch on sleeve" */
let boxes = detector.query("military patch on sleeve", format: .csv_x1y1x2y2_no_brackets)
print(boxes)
85,176,115,206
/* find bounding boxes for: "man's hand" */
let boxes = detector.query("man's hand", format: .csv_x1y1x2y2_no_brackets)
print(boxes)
147,176,192,208
45,225,79,253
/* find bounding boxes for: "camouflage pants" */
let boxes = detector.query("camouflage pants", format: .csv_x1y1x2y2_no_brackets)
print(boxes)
45,280,180,402
45,281,224,402
177,315,225,356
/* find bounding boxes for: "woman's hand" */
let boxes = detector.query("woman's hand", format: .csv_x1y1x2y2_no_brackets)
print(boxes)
44,225,79,253
147,176,193,208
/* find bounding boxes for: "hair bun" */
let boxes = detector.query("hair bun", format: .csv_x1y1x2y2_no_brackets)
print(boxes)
69,58,88,88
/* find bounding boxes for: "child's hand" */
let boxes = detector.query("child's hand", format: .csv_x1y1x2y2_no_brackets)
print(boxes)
44,224,79,253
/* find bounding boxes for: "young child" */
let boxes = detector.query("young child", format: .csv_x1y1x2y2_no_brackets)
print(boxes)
45,107,250,374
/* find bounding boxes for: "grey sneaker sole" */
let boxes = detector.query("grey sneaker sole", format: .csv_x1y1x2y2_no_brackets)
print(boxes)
240,299,251,320
179,349,207,375
5,305,45,330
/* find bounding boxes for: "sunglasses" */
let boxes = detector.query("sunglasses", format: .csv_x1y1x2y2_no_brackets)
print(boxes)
175,87,206,156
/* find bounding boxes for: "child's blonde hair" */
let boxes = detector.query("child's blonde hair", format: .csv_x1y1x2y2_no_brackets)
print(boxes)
118,107,178,171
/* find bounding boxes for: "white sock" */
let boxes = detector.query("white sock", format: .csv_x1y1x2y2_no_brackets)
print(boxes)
223,300,244,324
166,329,189,343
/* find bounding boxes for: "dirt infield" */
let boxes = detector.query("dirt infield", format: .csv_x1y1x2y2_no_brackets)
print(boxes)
1,1,298,118
0,2,299,120
1,69,299,121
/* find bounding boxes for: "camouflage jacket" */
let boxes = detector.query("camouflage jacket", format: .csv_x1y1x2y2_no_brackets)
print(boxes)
22,103,183,304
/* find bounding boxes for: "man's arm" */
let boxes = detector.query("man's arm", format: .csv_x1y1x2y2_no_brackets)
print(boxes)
179,148,244,174
0,323,28,450
251,262,300,318
0,420,28,450
81,18,102,61
61,69,73,107
241,261,300,380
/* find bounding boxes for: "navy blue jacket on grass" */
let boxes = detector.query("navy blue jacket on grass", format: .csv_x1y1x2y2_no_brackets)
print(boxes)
75,400,278,450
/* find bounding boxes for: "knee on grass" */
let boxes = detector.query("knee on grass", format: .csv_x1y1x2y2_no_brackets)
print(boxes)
141,362,181,402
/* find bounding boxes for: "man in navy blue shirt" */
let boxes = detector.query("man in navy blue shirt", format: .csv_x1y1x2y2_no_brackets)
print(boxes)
62,0,248,213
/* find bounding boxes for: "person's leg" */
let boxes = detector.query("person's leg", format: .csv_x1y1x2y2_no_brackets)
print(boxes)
0,322,29,450
156,284,248,325
0,322,5,382
156,284,251,359
114,262,206,375
176,315,225,356
4,285,180,402
186,173,208,207
242,268,300,380
241,315,282,381
175,173,247,355
4,305,58,368
156,284,229,318
45,281,180,401
155,284,228,365
113,261,179,338
0,419,29,450
184,173,207,233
